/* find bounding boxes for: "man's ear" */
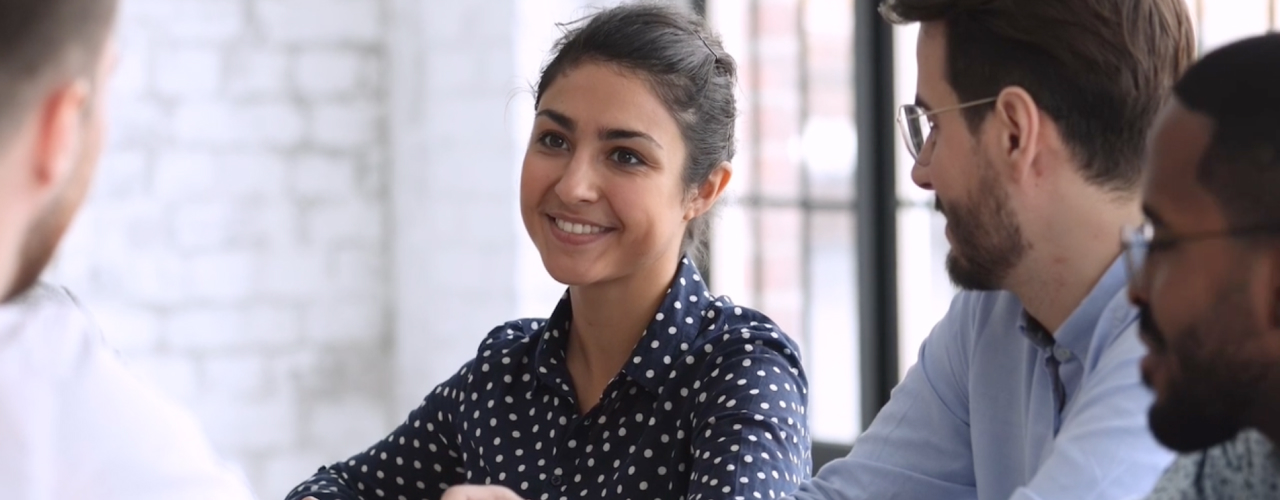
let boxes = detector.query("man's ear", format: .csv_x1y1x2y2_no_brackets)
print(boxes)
32,79,91,191
991,86,1041,182
684,162,733,221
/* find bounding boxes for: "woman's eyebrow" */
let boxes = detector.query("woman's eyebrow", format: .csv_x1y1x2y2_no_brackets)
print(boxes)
602,128,662,150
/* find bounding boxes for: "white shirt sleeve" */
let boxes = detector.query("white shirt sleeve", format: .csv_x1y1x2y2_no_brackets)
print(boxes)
0,284,257,500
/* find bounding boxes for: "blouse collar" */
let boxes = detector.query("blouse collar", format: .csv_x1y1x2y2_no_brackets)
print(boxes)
533,256,717,398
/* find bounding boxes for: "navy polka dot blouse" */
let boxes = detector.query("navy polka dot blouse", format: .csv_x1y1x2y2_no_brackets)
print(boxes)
286,258,811,500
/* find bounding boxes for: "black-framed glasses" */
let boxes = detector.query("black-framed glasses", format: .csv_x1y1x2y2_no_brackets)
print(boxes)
895,97,997,163
1121,221,1280,287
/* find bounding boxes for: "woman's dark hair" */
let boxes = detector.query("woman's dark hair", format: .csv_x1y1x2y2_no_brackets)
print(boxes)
534,1,738,266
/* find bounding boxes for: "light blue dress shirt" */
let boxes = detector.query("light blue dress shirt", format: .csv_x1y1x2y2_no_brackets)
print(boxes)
789,257,1175,500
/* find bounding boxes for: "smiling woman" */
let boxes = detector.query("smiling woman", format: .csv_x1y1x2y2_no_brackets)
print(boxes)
284,3,811,500
522,62,697,297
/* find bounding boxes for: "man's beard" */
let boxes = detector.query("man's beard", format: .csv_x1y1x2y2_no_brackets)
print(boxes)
940,159,1028,291
1143,286,1267,452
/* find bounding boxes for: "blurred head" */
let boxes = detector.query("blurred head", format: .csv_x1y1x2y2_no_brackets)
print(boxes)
1129,34,1280,453
883,0,1195,290
522,2,735,287
0,0,119,301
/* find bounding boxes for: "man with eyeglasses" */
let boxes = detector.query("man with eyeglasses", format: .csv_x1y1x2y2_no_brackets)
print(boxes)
1127,34,1280,499
788,1,1194,499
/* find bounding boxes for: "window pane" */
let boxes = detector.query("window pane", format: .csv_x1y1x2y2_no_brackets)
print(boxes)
808,211,860,442
756,0,803,201
802,0,856,203
1191,0,1275,53
759,207,806,340
896,207,954,378
708,0,859,445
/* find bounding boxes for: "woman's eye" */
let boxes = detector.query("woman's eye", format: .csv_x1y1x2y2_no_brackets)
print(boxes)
539,133,568,150
609,149,643,165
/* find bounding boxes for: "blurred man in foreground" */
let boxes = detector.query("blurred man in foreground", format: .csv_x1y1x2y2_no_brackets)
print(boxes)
0,1,255,497
1130,34,1280,499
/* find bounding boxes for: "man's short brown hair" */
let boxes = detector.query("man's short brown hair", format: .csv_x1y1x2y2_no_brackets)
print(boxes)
0,0,119,140
882,0,1196,192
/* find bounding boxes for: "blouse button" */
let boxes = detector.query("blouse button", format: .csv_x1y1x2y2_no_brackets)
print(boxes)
550,475,563,486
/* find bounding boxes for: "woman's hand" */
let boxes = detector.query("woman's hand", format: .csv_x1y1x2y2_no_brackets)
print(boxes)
441,485,526,500
299,484,524,499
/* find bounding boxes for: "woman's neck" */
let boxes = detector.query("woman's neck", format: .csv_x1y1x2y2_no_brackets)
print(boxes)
564,250,682,413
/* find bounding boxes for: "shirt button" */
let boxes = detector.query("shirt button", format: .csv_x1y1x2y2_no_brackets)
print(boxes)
550,475,562,486
1053,346,1072,361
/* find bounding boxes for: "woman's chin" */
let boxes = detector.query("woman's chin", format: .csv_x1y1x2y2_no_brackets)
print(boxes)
540,256,601,287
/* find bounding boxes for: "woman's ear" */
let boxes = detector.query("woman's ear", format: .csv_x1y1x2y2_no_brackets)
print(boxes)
685,162,732,221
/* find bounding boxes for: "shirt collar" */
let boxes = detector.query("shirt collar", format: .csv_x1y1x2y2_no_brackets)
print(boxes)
532,305,576,399
1018,255,1129,361
533,256,713,398
620,256,713,393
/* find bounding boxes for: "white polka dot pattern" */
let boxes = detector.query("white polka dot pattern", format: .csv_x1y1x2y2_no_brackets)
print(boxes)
286,258,811,500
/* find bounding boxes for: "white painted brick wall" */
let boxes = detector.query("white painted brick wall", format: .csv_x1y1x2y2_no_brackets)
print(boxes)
308,101,381,151
295,48,379,98
131,0,247,43
227,49,291,99
173,101,307,147
154,45,223,99
257,0,382,45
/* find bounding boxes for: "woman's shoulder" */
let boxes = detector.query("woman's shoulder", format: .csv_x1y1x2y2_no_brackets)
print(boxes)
473,318,550,357
675,298,810,424
693,297,802,366
428,318,550,396
702,297,779,326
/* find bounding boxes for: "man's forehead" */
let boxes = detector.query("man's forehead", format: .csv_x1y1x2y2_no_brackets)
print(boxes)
917,21,946,67
919,19,942,35
1144,101,1219,224
915,21,950,108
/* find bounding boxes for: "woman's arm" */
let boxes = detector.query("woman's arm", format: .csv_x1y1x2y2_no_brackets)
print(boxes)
285,364,472,500
686,326,811,500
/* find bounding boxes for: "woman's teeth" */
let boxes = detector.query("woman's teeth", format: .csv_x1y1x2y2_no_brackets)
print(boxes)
554,218,606,235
